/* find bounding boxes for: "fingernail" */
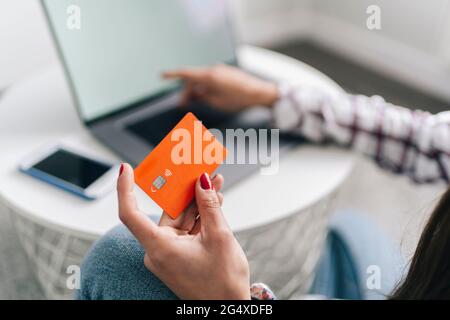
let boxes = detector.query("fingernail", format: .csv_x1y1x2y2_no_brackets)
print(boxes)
200,173,212,190
119,164,124,177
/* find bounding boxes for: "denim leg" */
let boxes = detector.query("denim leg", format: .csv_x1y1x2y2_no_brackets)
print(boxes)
309,229,363,299
76,222,178,300
310,210,405,300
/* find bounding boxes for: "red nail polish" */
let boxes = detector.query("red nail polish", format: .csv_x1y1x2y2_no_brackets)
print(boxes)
200,173,212,190
119,164,124,177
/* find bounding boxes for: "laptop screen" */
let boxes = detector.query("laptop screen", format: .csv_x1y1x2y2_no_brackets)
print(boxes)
43,0,236,122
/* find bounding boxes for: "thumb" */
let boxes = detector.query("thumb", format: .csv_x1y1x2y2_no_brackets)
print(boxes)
117,163,158,247
195,173,227,234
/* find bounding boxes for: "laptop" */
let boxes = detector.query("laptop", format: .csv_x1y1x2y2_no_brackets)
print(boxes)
42,0,301,188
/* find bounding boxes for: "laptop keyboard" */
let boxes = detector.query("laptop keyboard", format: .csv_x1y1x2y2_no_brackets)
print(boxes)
126,103,237,146
126,102,305,149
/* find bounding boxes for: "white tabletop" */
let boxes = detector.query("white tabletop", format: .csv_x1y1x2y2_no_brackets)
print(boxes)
0,46,353,239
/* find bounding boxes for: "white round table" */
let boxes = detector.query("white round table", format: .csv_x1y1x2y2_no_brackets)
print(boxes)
0,46,353,299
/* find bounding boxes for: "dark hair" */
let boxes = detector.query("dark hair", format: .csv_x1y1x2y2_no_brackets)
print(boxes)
391,186,450,299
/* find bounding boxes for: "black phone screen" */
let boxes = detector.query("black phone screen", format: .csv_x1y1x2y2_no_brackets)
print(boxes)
32,149,111,189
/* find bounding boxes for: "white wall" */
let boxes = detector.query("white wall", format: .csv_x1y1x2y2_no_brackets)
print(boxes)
231,0,311,45
312,0,449,55
0,0,56,89
307,0,450,102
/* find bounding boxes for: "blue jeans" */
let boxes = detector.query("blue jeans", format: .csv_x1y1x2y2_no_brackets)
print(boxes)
76,216,178,300
76,211,404,300
309,210,405,299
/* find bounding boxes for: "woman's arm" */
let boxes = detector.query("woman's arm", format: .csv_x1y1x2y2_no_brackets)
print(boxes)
164,65,450,184
273,84,450,184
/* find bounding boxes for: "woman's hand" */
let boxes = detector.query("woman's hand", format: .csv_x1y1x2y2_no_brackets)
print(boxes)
117,163,251,300
163,64,279,112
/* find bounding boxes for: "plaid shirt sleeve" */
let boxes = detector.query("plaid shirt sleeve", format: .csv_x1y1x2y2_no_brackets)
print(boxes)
250,283,276,300
272,84,450,184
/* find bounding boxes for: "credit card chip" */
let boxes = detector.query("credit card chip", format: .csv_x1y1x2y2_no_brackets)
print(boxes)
152,176,166,190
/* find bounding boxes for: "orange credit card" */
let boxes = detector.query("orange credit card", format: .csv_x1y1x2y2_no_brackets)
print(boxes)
134,112,227,219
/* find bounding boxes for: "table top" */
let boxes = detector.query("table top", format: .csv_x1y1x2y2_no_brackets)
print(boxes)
0,45,354,239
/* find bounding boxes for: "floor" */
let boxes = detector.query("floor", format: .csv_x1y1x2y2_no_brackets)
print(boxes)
0,41,448,299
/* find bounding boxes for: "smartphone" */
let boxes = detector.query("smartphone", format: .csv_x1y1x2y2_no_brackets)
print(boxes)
19,144,119,200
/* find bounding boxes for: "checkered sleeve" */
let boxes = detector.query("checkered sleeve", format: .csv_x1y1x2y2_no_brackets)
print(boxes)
250,283,276,300
272,84,450,184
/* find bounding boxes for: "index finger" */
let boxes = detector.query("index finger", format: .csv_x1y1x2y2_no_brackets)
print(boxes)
117,163,158,247
162,68,210,82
